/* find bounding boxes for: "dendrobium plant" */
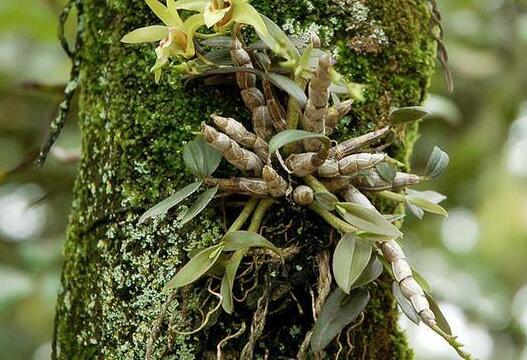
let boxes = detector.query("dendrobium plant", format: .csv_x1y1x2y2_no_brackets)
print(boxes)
118,0,474,358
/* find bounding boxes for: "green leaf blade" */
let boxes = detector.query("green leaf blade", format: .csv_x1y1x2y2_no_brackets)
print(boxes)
425,146,449,179
390,106,429,124
220,250,244,314
426,292,452,335
406,195,448,217
163,244,223,292
183,136,222,177
180,186,219,225
310,288,370,353
138,180,203,224
268,130,329,154
351,255,383,290
222,231,279,253
332,234,372,294
266,73,307,107
337,202,402,239
376,162,396,182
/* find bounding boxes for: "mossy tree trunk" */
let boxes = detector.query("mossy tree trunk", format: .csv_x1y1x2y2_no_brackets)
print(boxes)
52,0,436,359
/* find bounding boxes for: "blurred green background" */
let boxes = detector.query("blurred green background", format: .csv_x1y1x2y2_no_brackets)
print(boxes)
1,0,526,359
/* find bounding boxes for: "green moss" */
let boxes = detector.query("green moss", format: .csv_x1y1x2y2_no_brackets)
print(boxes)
53,0,436,358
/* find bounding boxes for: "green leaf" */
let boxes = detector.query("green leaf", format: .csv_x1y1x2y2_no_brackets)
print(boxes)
295,43,313,78
406,189,446,204
332,234,373,294
230,3,267,35
375,162,396,182
336,202,402,239
310,288,370,353
351,255,383,290
412,267,432,294
200,36,232,47
203,49,233,66
180,186,219,225
266,73,307,107
425,292,452,335
183,136,222,177
256,15,300,61
268,130,330,154
406,200,425,219
121,25,168,43
383,214,406,223
163,244,223,292
222,231,279,253
315,192,339,211
220,250,244,314
392,281,421,325
425,146,449,179
406,195,448,217
352,170,375,187
138,180,203,224
390,106,429,124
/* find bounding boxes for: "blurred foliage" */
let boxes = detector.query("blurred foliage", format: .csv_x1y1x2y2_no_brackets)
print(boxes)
0,0,526,359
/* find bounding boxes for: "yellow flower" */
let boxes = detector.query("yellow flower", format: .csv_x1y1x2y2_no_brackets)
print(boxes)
121,0,205,82
174,0,267,35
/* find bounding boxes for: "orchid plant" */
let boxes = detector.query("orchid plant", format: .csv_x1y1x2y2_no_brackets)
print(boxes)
120,1,473,359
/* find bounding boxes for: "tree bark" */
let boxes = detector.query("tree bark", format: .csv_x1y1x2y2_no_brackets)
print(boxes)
53,0,436,359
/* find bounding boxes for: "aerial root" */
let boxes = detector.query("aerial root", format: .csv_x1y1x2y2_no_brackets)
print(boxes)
145,291,178,360
428,0,454,92
335,331,343,360
174,281,223,336
296,331,312,360
216,322,247,360
36,0,82,166
345,312,365,358
240,278,271,360
314,251,331,319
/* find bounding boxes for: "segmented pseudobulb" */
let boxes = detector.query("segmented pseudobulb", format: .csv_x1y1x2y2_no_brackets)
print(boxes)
202,124,263,176
230,37,274,140
205,177,269,197
262,165,288,197
317,153,386,177
301,54,332,152
352,171,421,191
340,186,436,328
328,126,391,159
211,114,269,160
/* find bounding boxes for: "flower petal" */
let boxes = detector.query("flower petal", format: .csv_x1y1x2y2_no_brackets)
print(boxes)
183,14,205,57
145,0,182,26
121,25,169,43
230,3,267,35
173,0,208,11
204,4,229,28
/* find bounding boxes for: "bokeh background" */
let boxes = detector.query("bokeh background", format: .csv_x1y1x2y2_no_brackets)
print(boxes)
1,0,526,359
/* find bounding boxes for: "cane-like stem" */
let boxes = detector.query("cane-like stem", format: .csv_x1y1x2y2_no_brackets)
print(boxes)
248,198,275,232
308,201,356,234
227,198,260,233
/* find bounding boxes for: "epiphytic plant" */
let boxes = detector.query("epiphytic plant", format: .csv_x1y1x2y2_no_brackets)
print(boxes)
122,1,473,358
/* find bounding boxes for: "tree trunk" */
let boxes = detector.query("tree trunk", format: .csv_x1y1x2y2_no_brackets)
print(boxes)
53,0,436,359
